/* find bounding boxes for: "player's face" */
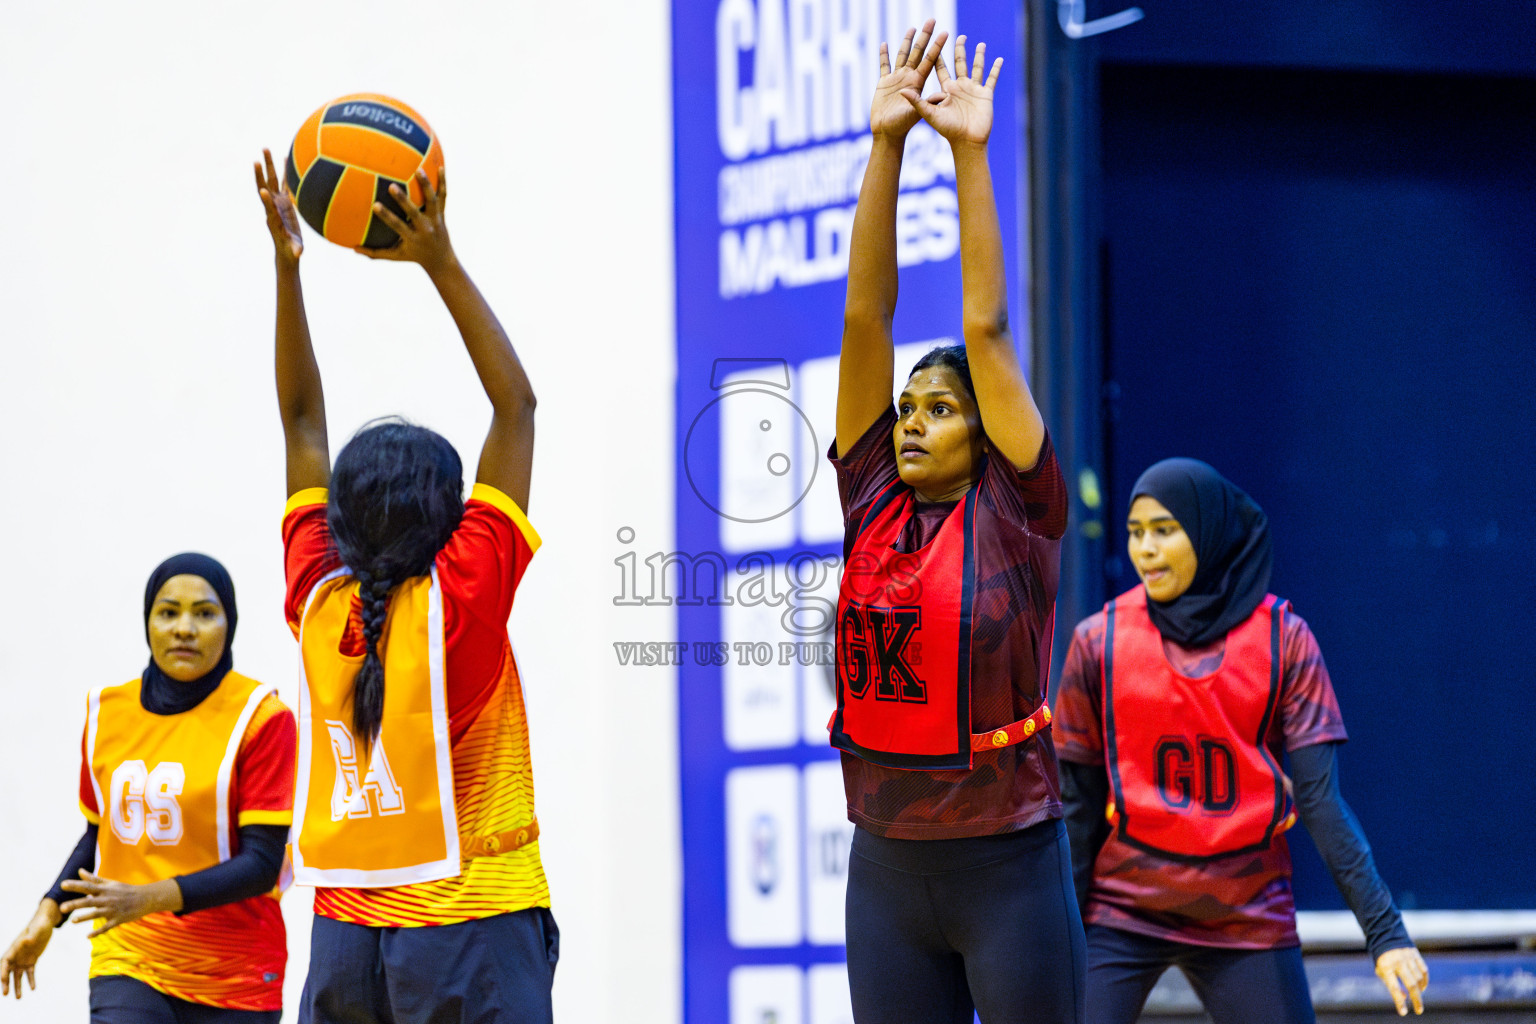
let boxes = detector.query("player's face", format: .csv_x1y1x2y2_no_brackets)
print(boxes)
147,575,229,682
893,366,985,502
1127,496,1198,603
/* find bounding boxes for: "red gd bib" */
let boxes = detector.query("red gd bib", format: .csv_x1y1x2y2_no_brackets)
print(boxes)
1102,589,1294,860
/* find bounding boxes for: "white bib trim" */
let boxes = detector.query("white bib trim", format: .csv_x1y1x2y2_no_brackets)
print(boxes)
291,565,462,888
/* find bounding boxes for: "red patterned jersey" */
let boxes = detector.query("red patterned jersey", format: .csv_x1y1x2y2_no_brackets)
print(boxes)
1053,595,1348,948
830,408,1068,838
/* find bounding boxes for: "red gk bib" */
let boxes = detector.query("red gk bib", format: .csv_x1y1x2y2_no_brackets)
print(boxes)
1102,589,1294,860
831,482,1051,770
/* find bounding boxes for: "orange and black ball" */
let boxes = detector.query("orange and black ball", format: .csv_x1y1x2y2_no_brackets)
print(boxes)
285,93,443,249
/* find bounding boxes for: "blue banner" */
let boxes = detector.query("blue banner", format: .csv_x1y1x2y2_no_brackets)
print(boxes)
669,3,1028,1020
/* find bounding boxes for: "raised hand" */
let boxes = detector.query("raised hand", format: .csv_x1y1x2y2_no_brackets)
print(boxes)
1375,946,1429,1016
900,35,1004,147
255,148,303,265
870,20,948,140
356,168,454,272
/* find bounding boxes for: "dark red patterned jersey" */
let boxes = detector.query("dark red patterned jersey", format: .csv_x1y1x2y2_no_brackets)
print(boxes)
1054,594,1348,948
830,407,1068,838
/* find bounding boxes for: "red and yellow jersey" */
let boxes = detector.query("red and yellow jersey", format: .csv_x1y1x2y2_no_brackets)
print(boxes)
79,674,294,1010
283,484,550,926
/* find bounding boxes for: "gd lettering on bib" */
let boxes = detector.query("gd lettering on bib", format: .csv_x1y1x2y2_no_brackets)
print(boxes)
1102,590,1295,861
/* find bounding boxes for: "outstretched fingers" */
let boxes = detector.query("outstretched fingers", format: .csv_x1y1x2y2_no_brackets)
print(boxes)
985,56,1004,91
954,35,969,79
374,193,413,237
891,26,917,69
264,148,283,192
912,29,948,80
879,41,892,77
908,20,936,68
415,168,442,214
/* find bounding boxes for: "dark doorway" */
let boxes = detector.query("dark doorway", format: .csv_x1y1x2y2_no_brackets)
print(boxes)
1098,63,1536,909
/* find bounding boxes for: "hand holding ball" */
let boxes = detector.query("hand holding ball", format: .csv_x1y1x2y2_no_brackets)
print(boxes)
284,93,443,250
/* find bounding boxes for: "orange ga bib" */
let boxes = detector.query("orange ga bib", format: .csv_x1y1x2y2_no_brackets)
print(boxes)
291,567,461,887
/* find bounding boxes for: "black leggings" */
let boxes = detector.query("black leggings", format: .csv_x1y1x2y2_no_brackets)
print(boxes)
1085,924,1315,1024
89,977,280,1024
845,818,1086,1024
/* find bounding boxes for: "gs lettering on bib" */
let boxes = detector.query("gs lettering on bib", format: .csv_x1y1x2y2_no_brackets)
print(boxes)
291,567,462,887
832,482,977,770
86,675,273,885
1102,590,1296,862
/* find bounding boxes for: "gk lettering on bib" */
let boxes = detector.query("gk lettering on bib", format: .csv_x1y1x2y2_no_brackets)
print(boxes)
831,483,976,770
1102,590,1294,861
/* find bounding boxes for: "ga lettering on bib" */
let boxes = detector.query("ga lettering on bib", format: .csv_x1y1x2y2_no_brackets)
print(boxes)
1102,590,1296,862
292,567,461,887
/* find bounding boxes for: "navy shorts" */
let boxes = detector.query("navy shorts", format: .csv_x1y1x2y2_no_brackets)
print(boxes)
1085,923,1314,1024
89,976,280,1024
845,818,1087,1024
298,906,559,1024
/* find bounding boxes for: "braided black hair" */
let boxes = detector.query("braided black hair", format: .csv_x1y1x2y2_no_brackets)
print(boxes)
328,418,464,747
909,344,976,403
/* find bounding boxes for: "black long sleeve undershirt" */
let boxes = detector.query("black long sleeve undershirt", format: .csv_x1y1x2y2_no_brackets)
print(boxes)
1060,758,1110,915
1060,741,1411,959
1290,741,1412,959
44,823,287,923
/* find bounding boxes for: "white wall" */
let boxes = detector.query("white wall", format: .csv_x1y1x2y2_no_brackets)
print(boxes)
0,2,679,1021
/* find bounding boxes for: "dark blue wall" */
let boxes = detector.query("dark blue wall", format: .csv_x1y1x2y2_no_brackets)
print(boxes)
1088,8,1536,911
1096,0,1536,77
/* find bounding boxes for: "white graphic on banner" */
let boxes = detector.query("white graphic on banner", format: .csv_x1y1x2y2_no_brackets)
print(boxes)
728,765,805,946
808,963,855,1024
725,562,801,750
730,964,805,1024
714,0,960,298
803,760,855,944
713,364,809,552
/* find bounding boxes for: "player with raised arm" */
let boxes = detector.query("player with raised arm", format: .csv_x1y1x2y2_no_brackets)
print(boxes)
829,24,1085,1024
256,150,556,1024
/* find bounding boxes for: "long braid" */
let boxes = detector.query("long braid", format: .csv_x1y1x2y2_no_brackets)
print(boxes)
327,418,465,749
352,568,394,747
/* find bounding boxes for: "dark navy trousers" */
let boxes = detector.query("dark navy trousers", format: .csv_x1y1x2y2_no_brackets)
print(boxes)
298,907,559,1024
1086,923,1314,1024
845,818,1087,1024
88,976,280,1024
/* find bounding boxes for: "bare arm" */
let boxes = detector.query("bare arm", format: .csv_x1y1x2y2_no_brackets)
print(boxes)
360,170,536,511
904,38,1045,471
837,22,947,458
256,150,330,495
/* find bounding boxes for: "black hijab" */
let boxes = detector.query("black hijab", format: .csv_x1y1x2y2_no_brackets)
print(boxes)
140,553,237,715
1130,459,1272,647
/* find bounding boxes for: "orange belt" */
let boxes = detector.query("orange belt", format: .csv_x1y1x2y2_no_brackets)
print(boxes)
461,818,539,859
969,704,1053,752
